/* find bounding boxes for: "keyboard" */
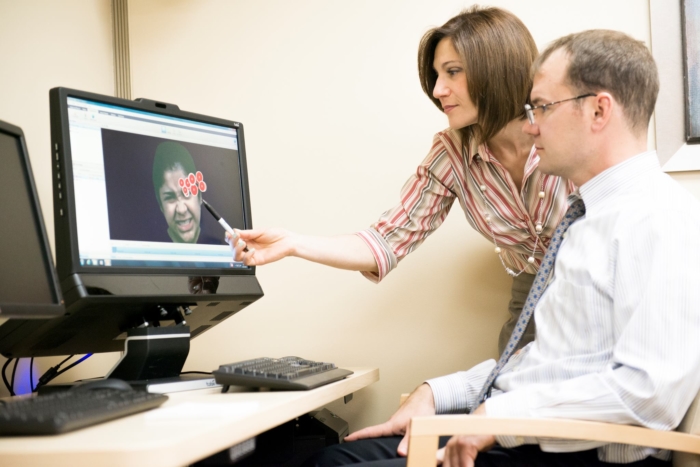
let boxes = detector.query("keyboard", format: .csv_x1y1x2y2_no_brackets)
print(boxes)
0,388,168,436
213,356,353,390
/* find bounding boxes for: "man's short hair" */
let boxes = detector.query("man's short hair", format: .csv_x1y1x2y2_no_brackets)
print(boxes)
152,141,197,203
417,6,538,145
533,29,659,135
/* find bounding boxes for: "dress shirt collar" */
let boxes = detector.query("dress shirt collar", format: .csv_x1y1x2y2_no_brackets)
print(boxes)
577,150,659,213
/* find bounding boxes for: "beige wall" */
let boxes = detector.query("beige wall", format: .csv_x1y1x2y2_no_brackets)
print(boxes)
0,0,697,434
0,0,125,395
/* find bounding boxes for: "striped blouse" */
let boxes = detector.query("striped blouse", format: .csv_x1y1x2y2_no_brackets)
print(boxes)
356,128,575,282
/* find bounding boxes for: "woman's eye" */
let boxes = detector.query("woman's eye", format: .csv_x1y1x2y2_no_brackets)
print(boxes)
447,68,462,76
540,104,549,113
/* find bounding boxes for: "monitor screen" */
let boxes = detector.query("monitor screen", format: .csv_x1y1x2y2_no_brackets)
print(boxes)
0,120,63,318
0,89,262,361
65,96,248,270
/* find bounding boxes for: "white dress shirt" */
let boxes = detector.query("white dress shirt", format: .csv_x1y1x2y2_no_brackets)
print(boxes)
426,151,700,463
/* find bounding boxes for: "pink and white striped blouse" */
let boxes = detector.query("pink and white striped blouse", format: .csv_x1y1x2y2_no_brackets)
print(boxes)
357,128,576,282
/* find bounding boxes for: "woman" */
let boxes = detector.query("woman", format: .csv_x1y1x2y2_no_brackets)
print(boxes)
229,6,574,355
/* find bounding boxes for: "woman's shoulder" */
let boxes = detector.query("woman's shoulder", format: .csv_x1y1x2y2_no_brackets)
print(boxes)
432,127,461,145
429,128,466,158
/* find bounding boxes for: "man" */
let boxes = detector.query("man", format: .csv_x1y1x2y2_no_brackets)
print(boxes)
305,30,700,467
152,141,203,244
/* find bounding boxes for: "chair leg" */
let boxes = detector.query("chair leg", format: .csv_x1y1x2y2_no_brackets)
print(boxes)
407,434,439,467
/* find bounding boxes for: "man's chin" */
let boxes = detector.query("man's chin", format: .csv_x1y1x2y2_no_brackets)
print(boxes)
168,226,200,244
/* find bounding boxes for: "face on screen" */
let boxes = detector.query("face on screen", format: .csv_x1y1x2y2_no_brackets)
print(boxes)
158,166,202,243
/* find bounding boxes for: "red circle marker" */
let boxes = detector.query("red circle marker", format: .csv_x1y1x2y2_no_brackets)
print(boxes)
185,178,191,187
188,173,196,184
199,181,207,192
191,185,199,196
183,186,190,197
196,171,203,182
178,178,185,187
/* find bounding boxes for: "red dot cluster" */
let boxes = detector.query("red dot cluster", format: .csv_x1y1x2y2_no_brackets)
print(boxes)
178,171,207,197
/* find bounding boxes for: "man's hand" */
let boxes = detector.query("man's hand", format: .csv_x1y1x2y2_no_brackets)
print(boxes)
437,434,496,467
344,383,436,457
436,404,495,467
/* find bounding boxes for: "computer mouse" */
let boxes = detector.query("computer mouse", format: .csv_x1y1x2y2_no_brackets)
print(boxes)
69,378,133,392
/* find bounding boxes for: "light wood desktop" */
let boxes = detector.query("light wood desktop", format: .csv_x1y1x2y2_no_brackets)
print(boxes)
0,367,379,467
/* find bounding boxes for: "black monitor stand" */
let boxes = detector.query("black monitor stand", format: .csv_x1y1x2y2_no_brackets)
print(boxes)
38,321,219,395
106,325,218,393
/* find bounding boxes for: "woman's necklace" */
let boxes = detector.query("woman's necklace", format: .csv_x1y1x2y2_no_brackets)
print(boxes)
471,147,546,278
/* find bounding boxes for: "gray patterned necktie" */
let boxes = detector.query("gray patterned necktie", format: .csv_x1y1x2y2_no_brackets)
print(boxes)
476,198,586,404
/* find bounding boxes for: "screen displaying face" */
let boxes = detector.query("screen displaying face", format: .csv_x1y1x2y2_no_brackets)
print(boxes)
66,97,248,269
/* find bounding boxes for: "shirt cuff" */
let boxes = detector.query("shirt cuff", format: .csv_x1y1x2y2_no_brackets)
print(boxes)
356,229,398,283
425,360,497,414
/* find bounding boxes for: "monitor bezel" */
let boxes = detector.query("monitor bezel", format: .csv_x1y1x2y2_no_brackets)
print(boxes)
50,87,255,278
0,119,65,319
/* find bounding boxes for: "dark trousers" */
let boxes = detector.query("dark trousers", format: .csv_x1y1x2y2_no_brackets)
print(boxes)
302,436,670,467
498,273,536,355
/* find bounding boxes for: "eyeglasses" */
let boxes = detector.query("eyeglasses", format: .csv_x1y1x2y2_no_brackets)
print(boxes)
524,93,597,125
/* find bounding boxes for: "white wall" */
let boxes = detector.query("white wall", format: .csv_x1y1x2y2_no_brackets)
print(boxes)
0,0,694,435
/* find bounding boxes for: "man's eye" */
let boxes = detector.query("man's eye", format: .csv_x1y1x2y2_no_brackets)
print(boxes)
540,104,549,113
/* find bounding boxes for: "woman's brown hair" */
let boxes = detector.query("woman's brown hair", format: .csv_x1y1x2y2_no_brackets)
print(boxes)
418,6,538,146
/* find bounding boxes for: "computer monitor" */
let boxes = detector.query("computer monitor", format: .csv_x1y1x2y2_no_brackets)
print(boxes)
0,119,64,320
0,89,263,388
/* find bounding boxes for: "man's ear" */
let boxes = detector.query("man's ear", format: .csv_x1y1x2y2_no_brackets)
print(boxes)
590,92,614,132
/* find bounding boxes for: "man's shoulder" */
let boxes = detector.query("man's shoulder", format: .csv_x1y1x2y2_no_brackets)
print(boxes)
624,172,700,232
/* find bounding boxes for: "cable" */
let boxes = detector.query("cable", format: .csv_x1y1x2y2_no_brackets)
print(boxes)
10,359,18,397
180,371,212,375
30,357,35,393
53,354,92,379
35,354,76,390
2,358,13,395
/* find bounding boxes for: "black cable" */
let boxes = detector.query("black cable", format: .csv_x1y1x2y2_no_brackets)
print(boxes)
30,358,35,393
53,354,92,378
2,358,12,395
180,371,212,375
10,359,18,397
35,355,75,390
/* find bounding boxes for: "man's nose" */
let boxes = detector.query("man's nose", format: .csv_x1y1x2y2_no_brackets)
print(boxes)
522,119,538,136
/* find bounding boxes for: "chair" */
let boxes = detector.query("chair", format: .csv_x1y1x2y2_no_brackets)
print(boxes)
405,392,700,467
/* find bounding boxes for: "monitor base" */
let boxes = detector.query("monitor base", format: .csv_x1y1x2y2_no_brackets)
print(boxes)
36,374,220,395
131,374,220,394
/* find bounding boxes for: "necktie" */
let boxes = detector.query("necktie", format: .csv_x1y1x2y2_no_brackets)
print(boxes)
476,198,586,404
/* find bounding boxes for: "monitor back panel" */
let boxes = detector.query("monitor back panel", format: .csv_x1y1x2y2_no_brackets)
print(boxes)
0,120,64,320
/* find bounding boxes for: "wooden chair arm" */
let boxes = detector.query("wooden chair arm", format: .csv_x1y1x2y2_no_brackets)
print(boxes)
406,415,700,467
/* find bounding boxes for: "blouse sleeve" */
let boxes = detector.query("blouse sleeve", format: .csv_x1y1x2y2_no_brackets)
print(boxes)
357,135,457,283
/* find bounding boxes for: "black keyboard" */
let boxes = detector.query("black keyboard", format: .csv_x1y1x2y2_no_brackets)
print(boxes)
0,388,168,436
213,356,353,390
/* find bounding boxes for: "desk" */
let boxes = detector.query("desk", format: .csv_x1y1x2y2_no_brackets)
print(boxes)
0,367,378,467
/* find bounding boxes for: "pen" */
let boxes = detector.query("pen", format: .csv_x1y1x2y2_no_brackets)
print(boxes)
202,199,249,252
